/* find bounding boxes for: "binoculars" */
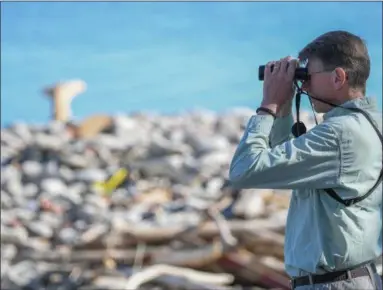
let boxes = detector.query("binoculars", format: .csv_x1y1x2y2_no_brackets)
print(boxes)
258,65,310,81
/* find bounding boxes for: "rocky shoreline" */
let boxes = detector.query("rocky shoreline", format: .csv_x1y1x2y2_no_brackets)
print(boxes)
1,108,380,289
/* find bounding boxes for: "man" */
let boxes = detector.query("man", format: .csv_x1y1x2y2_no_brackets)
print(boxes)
229,30,382,289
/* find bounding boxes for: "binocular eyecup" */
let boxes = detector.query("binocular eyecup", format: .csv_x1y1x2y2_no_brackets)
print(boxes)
258,65,310,81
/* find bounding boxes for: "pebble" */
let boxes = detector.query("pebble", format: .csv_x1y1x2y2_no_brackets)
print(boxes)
58,227,79,244
22,161,44,179
7,260,40,287
26,221,54,238
40,178,67,195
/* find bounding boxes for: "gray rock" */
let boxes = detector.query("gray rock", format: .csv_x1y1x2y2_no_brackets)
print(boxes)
1,164,21,186
73,220,88,231
6,260,40,287
24,183,39,198
82,204,105,221
148,133,192,157
84,195,109,210
1,260,9,279
76,168,108,182
216,116,243,143
204,177,225,200
1,130,25,149
0,210,16,224
1,148,18,163
14,208,38,222
110,188,132,205
1,191,14,208
39,212,63,229
134,155,186,182
198,151,233,171
58,166,76,182
44,160,62,178
26,221,54,238
40,178,67,195
67,182,87,196
165,128,186,144
113,115,139,132
185,132,230,155
46,121,69,135
1,225,29,244
57,227,79,244
224,107,256,125
23,237,51,251
60,153,91,169
22,160,44,179
91,134,130,151
12,195,29,208
64,191,83,205
4,178,24,196
34,133,64,151
1,244,17,261
232,190,267,219
9,122,34,144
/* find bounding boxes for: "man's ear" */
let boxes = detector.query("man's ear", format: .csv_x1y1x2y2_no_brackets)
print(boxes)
332,67,347,90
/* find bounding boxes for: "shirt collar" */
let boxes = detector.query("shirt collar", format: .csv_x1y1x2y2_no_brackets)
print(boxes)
323,96,378,120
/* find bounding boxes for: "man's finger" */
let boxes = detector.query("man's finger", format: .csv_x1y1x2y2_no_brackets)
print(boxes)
287,58,299,80
272,61,281,75
264,61,274,81
279,56,291,74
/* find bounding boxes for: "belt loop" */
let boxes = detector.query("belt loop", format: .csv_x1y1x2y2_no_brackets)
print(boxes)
308,274,315,290
346,270,352,281
290,279,295,290
366,263,378,289
309,273,314,285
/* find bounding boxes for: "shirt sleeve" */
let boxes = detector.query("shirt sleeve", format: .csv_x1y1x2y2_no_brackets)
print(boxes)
229,115,341,190
269,113,294,147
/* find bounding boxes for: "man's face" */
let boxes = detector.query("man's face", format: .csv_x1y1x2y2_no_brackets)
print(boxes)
301,58,336,113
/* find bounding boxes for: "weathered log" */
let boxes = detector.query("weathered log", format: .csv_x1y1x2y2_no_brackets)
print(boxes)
240,230,285,260
108,218,285,244
123,264,234,290
217,250,290,289
44,80,86,122
152,239,224,268
19,248,151,264
152,207,237,268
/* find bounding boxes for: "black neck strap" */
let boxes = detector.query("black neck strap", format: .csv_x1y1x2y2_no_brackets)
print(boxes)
291,84,383,206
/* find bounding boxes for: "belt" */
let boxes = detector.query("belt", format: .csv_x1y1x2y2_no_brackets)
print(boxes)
290,263,377,289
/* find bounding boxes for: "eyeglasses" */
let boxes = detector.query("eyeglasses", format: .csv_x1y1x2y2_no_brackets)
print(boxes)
308,69,333,76
307,68,349,80
299,69,333,84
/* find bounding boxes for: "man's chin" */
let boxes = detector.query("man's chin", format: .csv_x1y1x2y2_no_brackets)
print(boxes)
312,103,331,114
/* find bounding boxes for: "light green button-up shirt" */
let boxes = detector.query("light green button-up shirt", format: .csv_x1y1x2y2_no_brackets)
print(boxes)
229,97,382,277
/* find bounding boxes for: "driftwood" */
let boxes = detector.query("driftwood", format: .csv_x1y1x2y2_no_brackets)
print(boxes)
152,208,236,268
217,250,290,289
15,204,295,290
77,217,285,248
44,80,86,122
124,264,234,290
71,216,285,253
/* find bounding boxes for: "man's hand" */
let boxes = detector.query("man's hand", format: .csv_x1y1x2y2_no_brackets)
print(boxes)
261,56,298,115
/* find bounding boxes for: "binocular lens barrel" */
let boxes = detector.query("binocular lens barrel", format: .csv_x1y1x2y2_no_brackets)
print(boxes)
258,65,309,81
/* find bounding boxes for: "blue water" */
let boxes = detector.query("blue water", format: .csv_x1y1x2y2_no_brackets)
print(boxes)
1,2,381,127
